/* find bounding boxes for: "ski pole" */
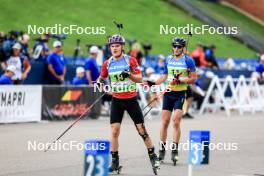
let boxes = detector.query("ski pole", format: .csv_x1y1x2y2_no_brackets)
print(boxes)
142,87,169,111
44,91,106,152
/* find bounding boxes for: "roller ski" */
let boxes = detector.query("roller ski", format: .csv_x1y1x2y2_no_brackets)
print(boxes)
171,149,179,166
158,148,166,163
109,156,122,174
149,153,160,175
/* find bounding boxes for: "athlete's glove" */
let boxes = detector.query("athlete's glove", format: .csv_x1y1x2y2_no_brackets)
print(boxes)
171,73,183,85
171,78,181,85
119,70,131,80
147,80,156,87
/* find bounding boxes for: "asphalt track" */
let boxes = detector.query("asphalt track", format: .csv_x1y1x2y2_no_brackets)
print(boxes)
0,112,264,176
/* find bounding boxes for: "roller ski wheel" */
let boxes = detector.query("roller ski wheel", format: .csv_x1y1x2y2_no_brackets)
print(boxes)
171,151,179,166
153,167,158,175
109,165,122,174
149,153,160,175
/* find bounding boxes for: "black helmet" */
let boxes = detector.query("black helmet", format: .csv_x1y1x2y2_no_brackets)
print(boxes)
172,37,186,47
108,34,125,45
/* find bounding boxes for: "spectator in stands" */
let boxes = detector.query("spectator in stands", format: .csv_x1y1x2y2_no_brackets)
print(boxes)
2,43,31,84
0,65,16,85
32,34,50,62
2,31,19,61
102,42,112,61
205,44,219,69
20,34,30,59
47,40,66,85
85,46,100,85
240,62,248,70
129,42,143,65
200,71,215,106
72,67,88,85
185,70,214,112
255,54,264,83
146,67,156,80
191,44,207,67
0,32,7,62
224,57,236,70
154,54,166,74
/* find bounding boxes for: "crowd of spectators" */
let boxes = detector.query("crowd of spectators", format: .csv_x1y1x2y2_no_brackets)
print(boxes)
0,31,263,86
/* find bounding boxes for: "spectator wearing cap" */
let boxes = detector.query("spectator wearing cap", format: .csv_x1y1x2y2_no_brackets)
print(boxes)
0,65,16,84
84,46,100,85
46,40,66,84
2,43,31,84
72,67,88,85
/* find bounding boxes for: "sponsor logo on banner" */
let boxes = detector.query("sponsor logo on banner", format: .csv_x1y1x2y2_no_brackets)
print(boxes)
0,91,26,116
42,86,101,120
0,86,42,123
61,90,82,101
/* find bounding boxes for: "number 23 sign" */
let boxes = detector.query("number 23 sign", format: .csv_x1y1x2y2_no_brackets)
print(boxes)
84,140,110,176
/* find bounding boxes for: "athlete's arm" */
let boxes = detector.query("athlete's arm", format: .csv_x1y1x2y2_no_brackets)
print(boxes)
129,57,142,83
130,72,142,83
22,57,31,80
180,72,197,84
86,70,93,84
97,60,109,82
154,58,168,85
62,65,66,81
180,56,197,84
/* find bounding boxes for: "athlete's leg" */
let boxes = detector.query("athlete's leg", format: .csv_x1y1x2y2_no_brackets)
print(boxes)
135,123,152,148
125,97,153,148
109,98,124,171
160,110,172,143
160,92,174,144
171,91,185,164
126,97,160,170
172,109,183,144
158,92,174,161
172,92,185,144
110,123,121,152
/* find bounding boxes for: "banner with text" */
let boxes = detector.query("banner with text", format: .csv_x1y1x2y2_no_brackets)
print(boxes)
0,86,42,123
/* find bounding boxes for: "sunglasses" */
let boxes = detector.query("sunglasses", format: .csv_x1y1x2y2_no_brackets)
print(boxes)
172,45,183,49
